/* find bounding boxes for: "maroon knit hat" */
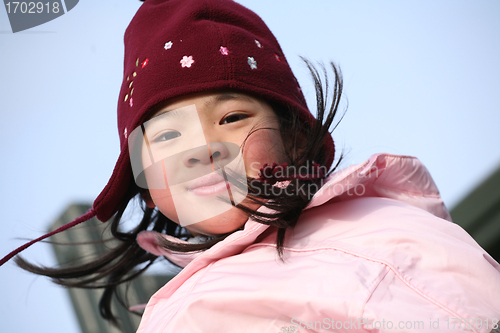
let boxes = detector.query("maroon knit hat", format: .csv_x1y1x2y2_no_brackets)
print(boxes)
0,0,334,266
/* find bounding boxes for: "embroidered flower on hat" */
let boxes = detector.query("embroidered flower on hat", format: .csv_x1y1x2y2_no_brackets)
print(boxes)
180,55,195,68
219,46,229,55
247,57,257,70
124,57,148,107
164,41,173,50
254,39,262,48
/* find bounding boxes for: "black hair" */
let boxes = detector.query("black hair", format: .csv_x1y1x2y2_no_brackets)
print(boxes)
15,60,345,327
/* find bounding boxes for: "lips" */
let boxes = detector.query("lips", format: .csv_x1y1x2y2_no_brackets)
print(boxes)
187,172,229,196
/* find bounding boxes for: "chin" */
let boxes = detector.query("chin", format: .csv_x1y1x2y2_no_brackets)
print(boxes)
184,206,250,237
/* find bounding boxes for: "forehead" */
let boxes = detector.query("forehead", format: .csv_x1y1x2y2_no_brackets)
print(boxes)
149,91,261,119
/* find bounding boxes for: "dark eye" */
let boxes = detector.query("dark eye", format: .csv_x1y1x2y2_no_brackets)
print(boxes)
220,114,249,125
154,131,181,142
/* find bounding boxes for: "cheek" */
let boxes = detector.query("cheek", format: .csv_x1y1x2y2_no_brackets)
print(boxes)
184,206,250,236
149,187,180,222
144,161,180,222
243,129,286,177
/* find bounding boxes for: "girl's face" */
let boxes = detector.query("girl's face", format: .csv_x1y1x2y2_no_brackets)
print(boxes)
139,90,286,236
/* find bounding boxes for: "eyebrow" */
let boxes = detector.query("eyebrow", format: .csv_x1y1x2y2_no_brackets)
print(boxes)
148,93,256,121
203,93,255,109
148,107,187,122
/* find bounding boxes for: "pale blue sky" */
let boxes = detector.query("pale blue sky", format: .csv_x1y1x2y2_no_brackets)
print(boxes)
1,1,499,332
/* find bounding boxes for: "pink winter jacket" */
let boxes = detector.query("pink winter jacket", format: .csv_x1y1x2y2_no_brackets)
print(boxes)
136,154,500,333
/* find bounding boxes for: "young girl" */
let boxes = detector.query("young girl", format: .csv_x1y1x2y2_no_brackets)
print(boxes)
2,0,500,332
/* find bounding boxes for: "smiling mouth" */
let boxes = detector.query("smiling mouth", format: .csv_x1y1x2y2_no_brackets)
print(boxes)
187,172,230,196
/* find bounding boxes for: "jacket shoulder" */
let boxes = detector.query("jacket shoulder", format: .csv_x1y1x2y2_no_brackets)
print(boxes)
286,197,500,325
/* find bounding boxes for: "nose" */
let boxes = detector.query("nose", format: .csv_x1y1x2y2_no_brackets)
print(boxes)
182,142,229,167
